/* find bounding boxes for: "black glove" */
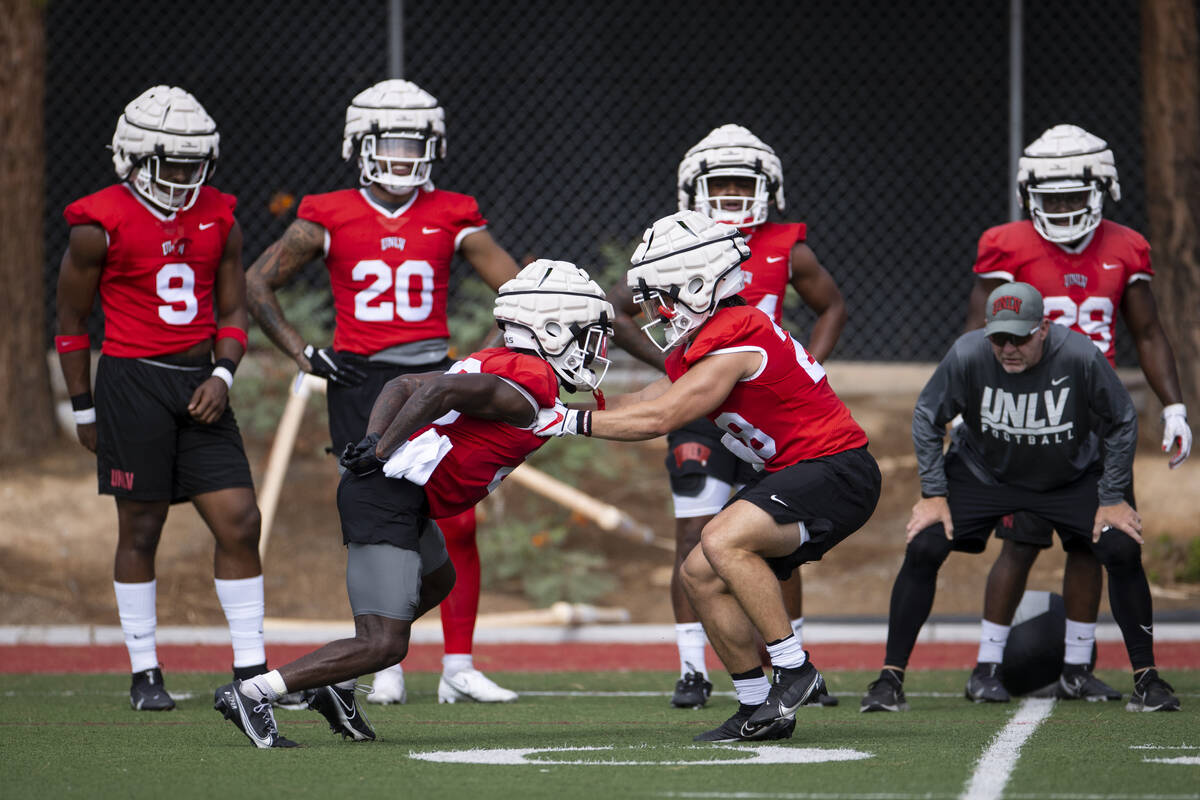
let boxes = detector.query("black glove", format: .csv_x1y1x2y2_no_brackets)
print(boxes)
303,344,368,387
339,432,384,476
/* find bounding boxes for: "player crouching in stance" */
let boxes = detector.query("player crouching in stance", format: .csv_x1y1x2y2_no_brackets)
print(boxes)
536,211,881,741
213,261,613,747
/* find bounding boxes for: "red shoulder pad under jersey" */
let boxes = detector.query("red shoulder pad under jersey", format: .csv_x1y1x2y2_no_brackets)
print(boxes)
474,347,560,409
738,222,806,324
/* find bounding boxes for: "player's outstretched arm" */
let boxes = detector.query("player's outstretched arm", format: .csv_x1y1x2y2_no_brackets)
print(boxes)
1122,281,1190,467
375,373,536,460
188,221,247,424
607,281,667,372
55,224,106,452
245,218,326,370
787,243,845,362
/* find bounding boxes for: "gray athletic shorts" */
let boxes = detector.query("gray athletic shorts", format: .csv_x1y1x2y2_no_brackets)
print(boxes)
344,520,450,620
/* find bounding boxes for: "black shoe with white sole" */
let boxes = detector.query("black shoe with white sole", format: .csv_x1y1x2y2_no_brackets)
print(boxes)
671,668,714,709
213,682,299,749
1057,665,1121,701
1125,669,1180,712
130,668,175,711
693,703,797,742
745,659,824,729
303,684,376,741
860,670,908,712
965,662,1011,703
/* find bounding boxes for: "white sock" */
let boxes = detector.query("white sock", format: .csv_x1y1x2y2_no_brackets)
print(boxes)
977,619,1011,664
443,653,473,677
377,663,404,678
733,673,771,706
765,633,807,670
675,622,708,677
1064,619,1096,665
241,669,287,702
790,616,804,646
214,575,266,669
114,580,158,673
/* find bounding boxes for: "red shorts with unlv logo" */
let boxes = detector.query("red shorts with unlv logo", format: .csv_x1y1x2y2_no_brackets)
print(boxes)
94,354,253,502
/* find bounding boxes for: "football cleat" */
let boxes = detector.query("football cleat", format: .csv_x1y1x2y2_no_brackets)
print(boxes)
860,670,908,712
1125,669,1181,712
437,668,518,703
213,682,299,748
130,667,176,711
671,669,714,709
745,658,825,729
804,681,840,707
366,664,407,705
965,662,1011,703
693,703,796,742
304,684,376,741
1057,665,1121,701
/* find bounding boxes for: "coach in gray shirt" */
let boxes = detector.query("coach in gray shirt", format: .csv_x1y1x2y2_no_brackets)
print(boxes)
860,282,1179,714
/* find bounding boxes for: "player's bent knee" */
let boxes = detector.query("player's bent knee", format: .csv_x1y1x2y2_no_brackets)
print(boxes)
999,539,1040,570
1091,531,1142,569
905,528,954,567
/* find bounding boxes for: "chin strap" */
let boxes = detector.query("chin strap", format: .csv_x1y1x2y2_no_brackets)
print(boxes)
592,390,606,411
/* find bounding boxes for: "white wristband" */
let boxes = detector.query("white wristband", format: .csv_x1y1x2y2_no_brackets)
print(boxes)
1163,403,1187,419
211,366,234,389
73,407,97,425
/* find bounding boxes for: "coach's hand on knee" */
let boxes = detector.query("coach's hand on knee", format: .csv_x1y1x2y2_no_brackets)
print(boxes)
1092,502,1142,544
906,496,952,543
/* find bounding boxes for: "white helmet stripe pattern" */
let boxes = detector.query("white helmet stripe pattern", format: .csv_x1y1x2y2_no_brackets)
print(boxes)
343,79,446,192
493,260,614,391
1016,124,1119,243
677,124,784,228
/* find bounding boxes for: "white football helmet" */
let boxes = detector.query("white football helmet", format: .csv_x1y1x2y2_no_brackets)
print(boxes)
1017,124,1120,243
677,124,785,227
627,210,751,351
343,79,446,192
111,86,219,212
493,260,614,391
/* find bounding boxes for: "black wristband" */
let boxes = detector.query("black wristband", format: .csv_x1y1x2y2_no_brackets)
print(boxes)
580,410,593,437
920,491,946,499
215,357,238,375
70,391,94,411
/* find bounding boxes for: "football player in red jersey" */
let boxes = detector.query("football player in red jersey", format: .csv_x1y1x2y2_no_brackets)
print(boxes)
953,125,1191,704
246,80,521,706
539,212,880,742
55,86,269,712
608,125,846,708
215,261,613,748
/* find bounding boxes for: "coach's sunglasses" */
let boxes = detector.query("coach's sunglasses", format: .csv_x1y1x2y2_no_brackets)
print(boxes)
988,331,1035,348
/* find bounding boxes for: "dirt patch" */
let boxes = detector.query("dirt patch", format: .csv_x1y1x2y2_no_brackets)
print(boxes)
2,399,1197,627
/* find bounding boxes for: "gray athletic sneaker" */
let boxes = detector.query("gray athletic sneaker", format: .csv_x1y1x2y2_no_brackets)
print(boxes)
965,662,1011,703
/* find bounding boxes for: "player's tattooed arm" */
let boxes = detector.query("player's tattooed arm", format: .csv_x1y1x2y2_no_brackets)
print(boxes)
246,218,327,368
787,243,845,363
374,373,535,459
607,280,667,372
56,224,107,451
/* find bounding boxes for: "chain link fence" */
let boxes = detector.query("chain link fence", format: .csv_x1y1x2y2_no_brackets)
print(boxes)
45,0,1147,363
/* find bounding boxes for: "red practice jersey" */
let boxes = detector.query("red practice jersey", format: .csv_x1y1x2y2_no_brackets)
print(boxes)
298,187,488,355
63,184,237,358
409,348,558,518
973,219,1153,366
737,221,805,324
665,305,867,470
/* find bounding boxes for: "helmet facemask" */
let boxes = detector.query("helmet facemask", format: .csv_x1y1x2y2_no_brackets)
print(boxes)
358,129,440,191
131,153,212,212
693,168,771,227
1025,180,1103,244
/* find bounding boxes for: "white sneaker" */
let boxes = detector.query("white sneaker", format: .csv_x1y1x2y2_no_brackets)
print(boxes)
366,665,407,705
437,668,518,703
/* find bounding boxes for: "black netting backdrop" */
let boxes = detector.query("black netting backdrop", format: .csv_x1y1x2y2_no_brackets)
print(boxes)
45,0,1147,363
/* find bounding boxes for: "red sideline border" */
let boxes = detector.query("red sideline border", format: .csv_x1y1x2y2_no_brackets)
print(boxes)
3,642,1198,674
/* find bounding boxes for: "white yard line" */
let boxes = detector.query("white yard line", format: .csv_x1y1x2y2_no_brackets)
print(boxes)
960,698,1055,800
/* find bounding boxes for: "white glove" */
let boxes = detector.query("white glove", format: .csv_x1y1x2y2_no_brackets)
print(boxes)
533,402,585,437
1162,403,1191,469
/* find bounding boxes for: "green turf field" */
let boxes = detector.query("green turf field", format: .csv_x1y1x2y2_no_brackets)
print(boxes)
2,670,1196,799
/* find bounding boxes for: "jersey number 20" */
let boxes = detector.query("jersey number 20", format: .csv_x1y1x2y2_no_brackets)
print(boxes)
353,259,435,322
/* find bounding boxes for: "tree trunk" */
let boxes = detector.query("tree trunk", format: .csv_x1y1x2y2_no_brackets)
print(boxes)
0,0,56,464
1141,0,1200,410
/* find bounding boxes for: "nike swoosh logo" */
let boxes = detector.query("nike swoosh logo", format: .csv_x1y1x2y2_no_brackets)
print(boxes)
422,227,440,234
1102,262,1120,270
1140,624,1153,636
536,412,564,434
331,688,356,719
766,255,785,263
770,494,789,508
234,692,272,746
198,222,216,230
1052,376,1068,386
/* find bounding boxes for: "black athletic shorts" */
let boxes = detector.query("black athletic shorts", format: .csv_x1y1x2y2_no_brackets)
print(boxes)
930,453,1112,554
94,354,253,503
665,418,759,493
336,467,432,551
326,355,455,457
728,446,882,580
996,487,1136,552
